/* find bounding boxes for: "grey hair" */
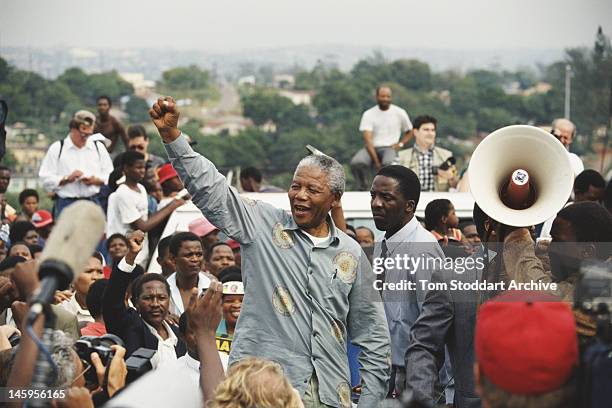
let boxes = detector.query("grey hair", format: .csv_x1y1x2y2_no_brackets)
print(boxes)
295,155,346,196
551,118,576,136
49,330,77,387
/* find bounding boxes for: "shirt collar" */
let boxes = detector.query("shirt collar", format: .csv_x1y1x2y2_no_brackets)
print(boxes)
384,215,419,243
283,214,340,246
414,143,435,154
64,133,97,151
144,320,178,346
70,295,92,317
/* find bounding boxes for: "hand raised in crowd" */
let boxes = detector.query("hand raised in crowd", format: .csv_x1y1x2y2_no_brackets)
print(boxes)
10,301,28,332
11,260,40,300
125,230,145,265
187,281,223,336
165,313,180,326
149,96,181,143
52,387,94,408
90,344,128,398
0,275,17,311
54,289,73,304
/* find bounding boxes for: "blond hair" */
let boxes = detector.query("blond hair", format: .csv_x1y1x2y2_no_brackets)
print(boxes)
209,358,303,408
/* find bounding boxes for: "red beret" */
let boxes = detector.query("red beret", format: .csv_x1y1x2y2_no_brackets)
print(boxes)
475,290,578,395
157,163,178,184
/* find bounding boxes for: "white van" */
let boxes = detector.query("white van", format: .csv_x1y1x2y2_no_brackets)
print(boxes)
243,191,475,238
146,191,475,273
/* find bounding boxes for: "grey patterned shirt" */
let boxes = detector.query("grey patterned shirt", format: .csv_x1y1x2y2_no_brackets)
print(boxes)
165,135,391,408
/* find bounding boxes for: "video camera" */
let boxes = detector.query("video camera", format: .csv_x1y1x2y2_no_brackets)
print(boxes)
125,348,156,384
75,335,157,387
75,334,125,387
575,260,612,408
432,156,456,175
575,260,612,342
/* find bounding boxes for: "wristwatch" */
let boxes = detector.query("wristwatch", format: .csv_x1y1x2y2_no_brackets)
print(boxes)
398,142,404,148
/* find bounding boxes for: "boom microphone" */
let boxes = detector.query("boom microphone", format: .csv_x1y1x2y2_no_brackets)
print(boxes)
29,201,106,315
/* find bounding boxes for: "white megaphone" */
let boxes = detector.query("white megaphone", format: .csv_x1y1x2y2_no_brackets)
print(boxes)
468,125,574,227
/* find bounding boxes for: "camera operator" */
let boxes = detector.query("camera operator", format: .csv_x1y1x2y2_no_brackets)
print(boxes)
2,260,128,408
397,115,458,192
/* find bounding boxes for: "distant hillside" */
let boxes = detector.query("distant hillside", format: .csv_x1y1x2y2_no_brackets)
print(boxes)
0,45,563,80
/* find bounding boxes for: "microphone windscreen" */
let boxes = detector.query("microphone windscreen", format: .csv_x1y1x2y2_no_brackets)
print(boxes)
39,201,106,283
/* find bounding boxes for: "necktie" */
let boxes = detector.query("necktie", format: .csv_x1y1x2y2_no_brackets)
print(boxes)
379,240,388,294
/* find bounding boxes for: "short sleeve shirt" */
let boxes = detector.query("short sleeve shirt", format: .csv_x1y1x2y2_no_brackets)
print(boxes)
359,104,412,147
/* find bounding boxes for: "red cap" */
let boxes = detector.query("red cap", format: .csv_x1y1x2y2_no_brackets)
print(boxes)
475,291,578,395
157,163,178,184
31,210,53,228
226,239,240,250
188,217,218,237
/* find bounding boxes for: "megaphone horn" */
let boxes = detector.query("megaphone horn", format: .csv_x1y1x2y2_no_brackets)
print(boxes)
468,125,573,227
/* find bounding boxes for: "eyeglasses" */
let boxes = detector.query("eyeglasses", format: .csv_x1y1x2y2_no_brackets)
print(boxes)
71,359,92,386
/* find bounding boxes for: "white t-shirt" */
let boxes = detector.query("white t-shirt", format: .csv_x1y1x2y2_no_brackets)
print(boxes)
301,230,331,246
107,183,150,264
359,104,412,147
107,184,149,236
144,320,179,369
568,152,584,178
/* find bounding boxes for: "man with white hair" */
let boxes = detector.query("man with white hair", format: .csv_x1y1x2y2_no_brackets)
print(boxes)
551,118,584,177
149,97,390,408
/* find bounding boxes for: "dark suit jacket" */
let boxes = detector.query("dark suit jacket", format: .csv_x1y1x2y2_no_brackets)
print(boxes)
103,263,186,358
404,253,489,408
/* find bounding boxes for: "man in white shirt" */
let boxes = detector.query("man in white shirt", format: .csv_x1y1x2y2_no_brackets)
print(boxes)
166,232,212,317
551,118,584,177
38,110,113,218
350,86,413,190
106,151,185,266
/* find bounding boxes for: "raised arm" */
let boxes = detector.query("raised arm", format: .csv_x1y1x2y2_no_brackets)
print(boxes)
103,231,144,337
149,97,261,244
347,254,391,407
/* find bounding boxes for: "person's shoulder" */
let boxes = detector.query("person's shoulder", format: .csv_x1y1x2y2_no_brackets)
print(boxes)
398,147,414,159
435,146,453,157
46,139,62,151
390,104,408,114
362,105,379,115
414,223,440,244
111,114,124,125
336,229,362,253
51,303,77,320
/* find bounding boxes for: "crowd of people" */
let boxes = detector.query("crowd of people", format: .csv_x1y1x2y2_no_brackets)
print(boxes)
0,87,610,408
